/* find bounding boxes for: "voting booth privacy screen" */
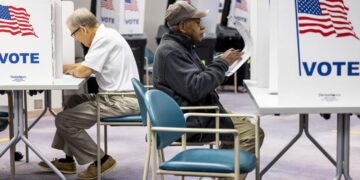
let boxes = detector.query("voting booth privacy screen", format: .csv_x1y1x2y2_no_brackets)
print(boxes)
0,0,53,84
97,0,145,34
262,0,360,106
228,0,250,30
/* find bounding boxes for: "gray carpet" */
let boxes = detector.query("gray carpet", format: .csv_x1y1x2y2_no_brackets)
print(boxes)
0,91,359,180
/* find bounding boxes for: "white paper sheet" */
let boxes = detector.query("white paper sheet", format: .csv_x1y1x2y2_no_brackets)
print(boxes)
225,16,253,76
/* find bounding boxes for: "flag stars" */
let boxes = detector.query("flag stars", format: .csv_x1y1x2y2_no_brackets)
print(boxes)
298,0,322,15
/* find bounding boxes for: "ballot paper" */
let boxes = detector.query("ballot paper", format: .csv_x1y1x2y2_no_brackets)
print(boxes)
225,16,253,76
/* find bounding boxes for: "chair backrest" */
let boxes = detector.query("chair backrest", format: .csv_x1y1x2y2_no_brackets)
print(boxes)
144,89,186,149
144,48,154,64
131,78,148,126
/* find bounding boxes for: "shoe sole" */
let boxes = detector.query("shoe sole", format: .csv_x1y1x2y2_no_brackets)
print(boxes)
77,161,117,180
38,164,76,174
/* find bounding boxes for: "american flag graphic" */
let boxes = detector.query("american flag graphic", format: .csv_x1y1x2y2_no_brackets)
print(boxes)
297,0,358,39
101,0,114,10
125,0,138,12
0,4,38,37
235,0,248,12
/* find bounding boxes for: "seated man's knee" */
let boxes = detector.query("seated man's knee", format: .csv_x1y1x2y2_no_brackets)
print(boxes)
259,127,265,146
54,111,67,129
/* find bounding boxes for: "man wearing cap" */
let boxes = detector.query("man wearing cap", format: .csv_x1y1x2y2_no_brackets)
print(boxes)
153,1,264,179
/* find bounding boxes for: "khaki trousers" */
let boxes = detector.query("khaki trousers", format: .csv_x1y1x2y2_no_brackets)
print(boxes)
222,110,265,180
51,93,139,165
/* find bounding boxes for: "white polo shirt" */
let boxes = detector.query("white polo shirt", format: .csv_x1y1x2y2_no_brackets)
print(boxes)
82,24,139,92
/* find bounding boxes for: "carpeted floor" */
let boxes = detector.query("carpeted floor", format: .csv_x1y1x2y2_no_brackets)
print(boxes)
0,91,359,180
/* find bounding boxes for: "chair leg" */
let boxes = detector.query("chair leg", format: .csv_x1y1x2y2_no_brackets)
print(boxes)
104,125,108,154
157,151,164,180
97,122,101,180
157,150,164,163
146,67,149,85
234,72,238,93
143,133,151,180
255,116,260,180
151,132,157,180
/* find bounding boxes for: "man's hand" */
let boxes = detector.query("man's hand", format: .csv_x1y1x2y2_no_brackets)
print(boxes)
63,63,92,78
221,48,244,66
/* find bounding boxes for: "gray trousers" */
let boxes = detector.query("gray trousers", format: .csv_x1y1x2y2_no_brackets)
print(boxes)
51,93,139,165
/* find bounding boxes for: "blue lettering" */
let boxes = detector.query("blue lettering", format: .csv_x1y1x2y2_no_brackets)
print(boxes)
302,61,360,77
302,62,316,76
0,53,40,64
234,16,247,23
348,61,359,76
0,53,8,63
30,53,39,64
317,62,331,76
332,61,346,76
9,53,19,64
101,17,114,24
19,53,30,63
125,19,139,24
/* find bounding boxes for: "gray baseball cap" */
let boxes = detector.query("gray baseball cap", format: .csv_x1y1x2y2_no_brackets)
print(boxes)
165,1,209,28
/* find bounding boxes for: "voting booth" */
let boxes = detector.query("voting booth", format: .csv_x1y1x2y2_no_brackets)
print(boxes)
96,0,147,82
156,0,218,65
0,0,64,84
96,0,145,34
251,0,360,106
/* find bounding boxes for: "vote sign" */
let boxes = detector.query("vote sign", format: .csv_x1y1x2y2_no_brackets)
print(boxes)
277,0,360,106
0,0,53,84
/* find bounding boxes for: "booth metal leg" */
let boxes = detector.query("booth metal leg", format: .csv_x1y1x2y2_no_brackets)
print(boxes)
260,114,336,179
0,91,65,180
24,91,29,163
28,90,57,131
334,114,352,180
7,91,16,180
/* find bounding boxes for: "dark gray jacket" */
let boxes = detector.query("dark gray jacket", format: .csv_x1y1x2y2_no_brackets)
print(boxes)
153,32,235,142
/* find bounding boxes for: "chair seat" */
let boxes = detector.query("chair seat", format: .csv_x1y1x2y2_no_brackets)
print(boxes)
0,106,9,117
160,148,256,174
100,114,142,123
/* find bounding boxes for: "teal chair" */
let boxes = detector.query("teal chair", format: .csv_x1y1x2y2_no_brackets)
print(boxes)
131,79,223,180
131,78,151,180
144,89,259,180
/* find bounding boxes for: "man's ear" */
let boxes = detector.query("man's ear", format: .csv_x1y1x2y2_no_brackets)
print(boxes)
81,26,88,34
178,21,187,33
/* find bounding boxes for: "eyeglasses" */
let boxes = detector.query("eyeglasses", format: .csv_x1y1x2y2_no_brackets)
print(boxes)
182,18,202,25
70,27,81,38
190,18,201,25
